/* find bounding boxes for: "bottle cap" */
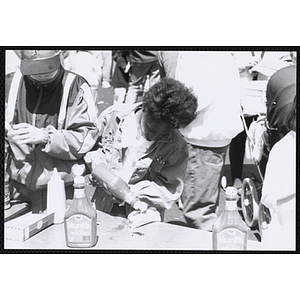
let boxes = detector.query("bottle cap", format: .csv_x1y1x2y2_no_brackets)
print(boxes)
51,168,61,180
72,164,84,177
72,164,85,187
225,186,238,200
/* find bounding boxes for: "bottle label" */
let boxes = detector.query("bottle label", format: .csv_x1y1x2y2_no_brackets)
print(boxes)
216,228,246,250
66,214,92,243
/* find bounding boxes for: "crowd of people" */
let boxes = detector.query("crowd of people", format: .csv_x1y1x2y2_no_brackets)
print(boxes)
5,49,297,249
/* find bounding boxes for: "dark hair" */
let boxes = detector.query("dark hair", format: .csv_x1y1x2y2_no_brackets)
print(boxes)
286,95,297,132
142,77,198,128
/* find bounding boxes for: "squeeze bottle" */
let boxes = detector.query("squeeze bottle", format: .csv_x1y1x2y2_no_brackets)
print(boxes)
47,168,66,223
64,165,97,248
212,187,248,250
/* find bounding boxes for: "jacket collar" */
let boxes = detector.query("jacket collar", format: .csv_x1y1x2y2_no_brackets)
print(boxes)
24,67,64,94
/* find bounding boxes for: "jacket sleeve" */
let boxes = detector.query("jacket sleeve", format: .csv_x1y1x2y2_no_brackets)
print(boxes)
130,143,189,210
42,79,99,160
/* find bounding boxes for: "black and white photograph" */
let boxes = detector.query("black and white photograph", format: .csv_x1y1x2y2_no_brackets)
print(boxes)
1,3,299,300
2,48,297,252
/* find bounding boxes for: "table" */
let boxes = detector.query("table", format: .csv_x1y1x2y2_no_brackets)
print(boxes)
4,211,262,251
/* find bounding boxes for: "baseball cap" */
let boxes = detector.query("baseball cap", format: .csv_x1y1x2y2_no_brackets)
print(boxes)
20,50,61,76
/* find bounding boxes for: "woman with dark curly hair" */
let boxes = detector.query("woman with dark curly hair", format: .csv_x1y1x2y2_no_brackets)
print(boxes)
143,77,198,129
84,77,198,228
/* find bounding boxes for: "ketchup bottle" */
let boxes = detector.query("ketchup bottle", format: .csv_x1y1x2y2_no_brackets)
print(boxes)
212,187,248,250
64,166,97,248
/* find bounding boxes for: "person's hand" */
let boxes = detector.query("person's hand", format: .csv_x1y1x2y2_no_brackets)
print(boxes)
132,199,148,212
9,123,45,145
89,175,105,188
124,192,148,212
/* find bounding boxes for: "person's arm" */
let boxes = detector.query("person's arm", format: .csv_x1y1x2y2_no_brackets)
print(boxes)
42,79,99,160
92,162,147,211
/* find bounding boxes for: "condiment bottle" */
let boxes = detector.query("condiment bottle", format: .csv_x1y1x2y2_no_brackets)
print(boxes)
47,168,66,223
64,166,97,248
212,187,248,250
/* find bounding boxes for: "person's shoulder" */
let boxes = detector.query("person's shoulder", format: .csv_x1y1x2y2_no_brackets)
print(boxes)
5,72,14,87
5,70,21,83
270,131,295,158
159,129,188,164
63,69,87,86
61,70,91,107
5,71,16,79
5,71,22,99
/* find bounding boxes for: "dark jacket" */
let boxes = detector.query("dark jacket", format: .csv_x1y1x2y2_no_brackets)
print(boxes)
84,103,189,210
5,67,99,190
